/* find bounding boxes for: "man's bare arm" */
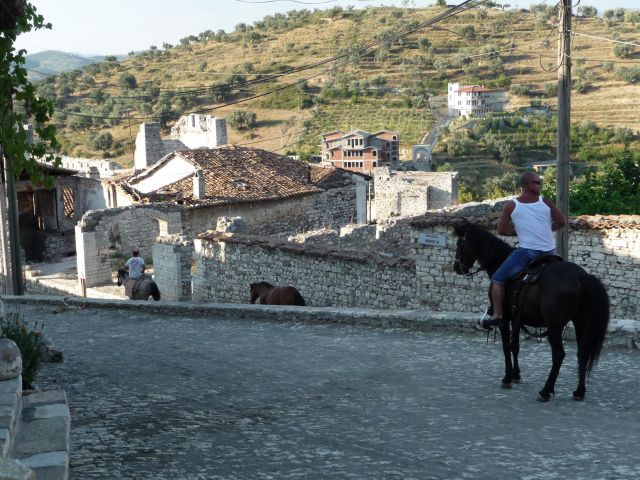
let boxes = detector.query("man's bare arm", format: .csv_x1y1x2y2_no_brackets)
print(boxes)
497,201,516,236
544,198,567,231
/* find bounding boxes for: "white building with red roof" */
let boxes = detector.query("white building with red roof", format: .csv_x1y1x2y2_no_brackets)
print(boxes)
447,82,508,117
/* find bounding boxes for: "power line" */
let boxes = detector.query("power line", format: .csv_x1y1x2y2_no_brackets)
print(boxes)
570,31,640,48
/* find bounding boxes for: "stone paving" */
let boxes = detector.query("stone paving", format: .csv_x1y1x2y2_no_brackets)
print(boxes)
7,302,640,480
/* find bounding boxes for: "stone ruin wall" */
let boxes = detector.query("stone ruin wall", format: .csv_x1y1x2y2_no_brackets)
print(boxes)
191,233,417,309
75,205,185,287
410,219,640,321
153,235,193,302
288,218,414,257
155,210,639,321
188,187,358,240
374,169,458,221
75,185,359,288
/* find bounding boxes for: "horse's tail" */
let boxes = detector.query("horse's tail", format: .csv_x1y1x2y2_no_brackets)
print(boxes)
293,290,306,306
579,273,610,375
150,282,161,301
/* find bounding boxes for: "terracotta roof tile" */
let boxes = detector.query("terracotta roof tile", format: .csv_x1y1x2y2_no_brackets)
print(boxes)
125,146,334,206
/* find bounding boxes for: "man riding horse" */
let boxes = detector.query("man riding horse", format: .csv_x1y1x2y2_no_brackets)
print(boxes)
124,248,149,299
483,172,566,329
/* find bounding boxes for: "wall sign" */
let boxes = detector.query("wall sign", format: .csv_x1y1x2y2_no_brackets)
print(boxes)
417,233,447,247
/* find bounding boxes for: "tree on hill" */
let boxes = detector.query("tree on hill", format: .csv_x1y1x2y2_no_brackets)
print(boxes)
228,110,257,130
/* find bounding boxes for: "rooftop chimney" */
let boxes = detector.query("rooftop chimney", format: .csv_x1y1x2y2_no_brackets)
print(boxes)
193,169,206,200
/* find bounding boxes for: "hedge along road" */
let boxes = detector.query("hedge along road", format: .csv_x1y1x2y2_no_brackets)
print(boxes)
16,302,640,480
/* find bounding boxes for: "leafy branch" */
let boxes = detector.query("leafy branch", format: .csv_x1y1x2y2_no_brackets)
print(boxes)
1,1,60,188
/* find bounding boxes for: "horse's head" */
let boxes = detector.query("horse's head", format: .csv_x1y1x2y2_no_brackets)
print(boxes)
116,268,128,286
452,219,477,275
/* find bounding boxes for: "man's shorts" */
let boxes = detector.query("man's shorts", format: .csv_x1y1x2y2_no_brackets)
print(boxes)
492,248,556,285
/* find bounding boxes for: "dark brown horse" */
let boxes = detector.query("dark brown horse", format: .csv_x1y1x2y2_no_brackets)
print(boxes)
117,269,161,301
250,281,306,306
452,219,609,402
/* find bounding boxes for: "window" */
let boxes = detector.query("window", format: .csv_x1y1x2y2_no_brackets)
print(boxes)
373,161,377,167
373,151,377,157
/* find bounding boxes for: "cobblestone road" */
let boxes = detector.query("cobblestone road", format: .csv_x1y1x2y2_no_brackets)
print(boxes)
14,303,640,480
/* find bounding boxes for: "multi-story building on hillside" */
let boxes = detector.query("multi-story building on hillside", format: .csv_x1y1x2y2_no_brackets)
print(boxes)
320,129,400,173
447,82,508,117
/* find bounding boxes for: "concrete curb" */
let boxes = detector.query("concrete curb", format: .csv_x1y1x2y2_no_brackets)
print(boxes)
3,294,638,350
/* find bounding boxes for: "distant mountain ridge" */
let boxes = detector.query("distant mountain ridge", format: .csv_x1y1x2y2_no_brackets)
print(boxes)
25,50,126,79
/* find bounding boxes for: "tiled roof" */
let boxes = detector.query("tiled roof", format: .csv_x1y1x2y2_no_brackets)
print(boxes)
124,146,330,206
410,213,640,230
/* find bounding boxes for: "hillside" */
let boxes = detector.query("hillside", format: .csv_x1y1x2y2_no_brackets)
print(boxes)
32,4,640,186
25,50,116,80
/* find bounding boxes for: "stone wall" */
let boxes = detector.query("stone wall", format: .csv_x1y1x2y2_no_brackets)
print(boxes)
374,168,458,221
189,187,358,239
153,235,193,302
288,219,414,257
75,205,185,287
409,215,640,320
192,233,417,309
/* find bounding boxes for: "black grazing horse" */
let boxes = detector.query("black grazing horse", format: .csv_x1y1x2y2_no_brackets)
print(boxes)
452,219,609,402
250,281,306,306
117,268,161,301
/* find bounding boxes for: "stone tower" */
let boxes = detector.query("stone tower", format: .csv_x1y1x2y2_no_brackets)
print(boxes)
134,122,165,171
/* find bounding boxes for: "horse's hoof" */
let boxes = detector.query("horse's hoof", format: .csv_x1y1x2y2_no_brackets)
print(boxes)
572,390,585,401
537,391,554,402
512,377,521,384
501,381,512,389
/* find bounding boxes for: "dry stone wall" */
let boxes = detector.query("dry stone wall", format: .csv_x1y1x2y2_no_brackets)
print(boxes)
288,219,413,256
192,233,417,309
153,235,193,301
410,216,640,320
76,205,185,287
374,168,458,220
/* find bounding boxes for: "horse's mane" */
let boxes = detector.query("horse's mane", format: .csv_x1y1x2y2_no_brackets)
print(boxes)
465,223,514,271
254,281,274,289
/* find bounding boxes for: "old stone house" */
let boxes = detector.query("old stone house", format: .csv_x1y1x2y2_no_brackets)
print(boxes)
16,162,107,261
75,146,370,287
321,129,400,173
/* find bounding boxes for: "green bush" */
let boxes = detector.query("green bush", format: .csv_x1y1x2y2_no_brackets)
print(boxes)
0,314,44,387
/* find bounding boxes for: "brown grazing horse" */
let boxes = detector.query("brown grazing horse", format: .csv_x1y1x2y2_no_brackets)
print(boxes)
452,219,609,402
250,281,306,306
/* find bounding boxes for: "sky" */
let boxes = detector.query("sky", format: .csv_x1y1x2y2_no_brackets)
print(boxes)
15,0,639,56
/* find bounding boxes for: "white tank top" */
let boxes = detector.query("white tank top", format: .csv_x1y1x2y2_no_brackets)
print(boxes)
511,197,555,251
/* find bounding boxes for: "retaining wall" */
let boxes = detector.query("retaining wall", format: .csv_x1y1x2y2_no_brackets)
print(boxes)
191,232,417,309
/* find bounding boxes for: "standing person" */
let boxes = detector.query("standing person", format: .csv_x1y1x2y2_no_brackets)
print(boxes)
482,172,566,328
125,249,145,280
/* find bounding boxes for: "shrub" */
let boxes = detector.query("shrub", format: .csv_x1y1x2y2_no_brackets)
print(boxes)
0,314,44,388
228,110,257,130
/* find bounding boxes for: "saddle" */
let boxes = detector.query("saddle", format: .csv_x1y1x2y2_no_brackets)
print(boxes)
506,254,564,323
125,275,149,298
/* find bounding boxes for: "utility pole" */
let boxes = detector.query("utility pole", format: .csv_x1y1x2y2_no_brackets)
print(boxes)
556,0,572,259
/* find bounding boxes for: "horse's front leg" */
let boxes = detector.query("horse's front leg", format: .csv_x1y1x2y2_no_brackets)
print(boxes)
499,323,515,388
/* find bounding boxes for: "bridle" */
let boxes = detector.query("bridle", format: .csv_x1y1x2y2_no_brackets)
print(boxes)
454,234,484,277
